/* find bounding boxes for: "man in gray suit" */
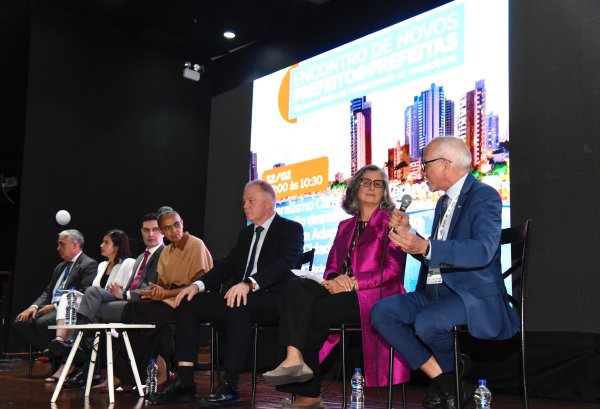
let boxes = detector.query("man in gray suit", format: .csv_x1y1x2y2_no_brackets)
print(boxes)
76,213,165,324
13,229,98,351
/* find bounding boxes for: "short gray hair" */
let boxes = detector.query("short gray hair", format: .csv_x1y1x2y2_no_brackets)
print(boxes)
58,229,84,247
245,179,276,203
156,206,181,225
431,137,471,170
342,165,395,215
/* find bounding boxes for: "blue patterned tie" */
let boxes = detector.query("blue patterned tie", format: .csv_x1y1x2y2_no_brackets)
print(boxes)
244,226,264,279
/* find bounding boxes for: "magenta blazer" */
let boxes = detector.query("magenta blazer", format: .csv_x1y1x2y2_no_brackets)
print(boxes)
318,208,411,386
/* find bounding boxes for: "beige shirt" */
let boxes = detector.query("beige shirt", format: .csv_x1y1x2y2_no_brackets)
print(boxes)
157,232,213,307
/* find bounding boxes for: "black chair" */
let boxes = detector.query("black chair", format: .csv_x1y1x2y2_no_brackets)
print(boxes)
335,247,409,409
249,248,315,403
336,325,406,409
453,219,532,409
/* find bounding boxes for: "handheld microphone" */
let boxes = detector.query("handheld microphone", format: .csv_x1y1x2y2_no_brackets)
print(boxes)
390,194,412,234
398,194,412,212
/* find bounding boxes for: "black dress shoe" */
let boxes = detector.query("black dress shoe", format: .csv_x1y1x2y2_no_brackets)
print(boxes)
62,370,103,389
422,379,474,409
439,381,474,409
145,378,196,405
197,381,240,407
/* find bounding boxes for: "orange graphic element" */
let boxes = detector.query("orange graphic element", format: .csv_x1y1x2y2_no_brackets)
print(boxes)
278,64,298,123
263,157,329,201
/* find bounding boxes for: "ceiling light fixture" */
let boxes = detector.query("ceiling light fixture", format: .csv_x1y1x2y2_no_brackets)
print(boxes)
223,31,236,39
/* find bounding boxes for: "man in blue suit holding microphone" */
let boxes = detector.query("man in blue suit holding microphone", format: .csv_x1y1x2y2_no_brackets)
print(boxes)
371,137,519,409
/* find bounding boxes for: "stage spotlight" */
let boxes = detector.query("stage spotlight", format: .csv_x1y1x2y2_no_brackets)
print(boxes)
183,62,205,82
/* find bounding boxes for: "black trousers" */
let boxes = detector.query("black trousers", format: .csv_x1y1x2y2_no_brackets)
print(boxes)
276,278,360,398
12,311,57,351
175,290,281,376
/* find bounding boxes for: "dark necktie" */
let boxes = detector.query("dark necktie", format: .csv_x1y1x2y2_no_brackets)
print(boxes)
129,250,150,291
433,194,450,239
53,262,73,303
244,226,264,279
426,194,450,300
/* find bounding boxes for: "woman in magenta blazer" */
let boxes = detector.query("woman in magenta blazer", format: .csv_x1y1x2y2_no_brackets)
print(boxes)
263,165,409,409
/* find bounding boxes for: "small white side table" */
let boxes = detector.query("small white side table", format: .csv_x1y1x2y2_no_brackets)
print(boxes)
48,323,155,403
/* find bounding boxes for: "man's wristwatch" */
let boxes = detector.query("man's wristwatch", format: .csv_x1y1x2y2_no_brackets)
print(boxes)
243,277,256,291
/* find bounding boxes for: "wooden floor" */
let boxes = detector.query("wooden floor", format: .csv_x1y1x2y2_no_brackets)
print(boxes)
1,359,599,409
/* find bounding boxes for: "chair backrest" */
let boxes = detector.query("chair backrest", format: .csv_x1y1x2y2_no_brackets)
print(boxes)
296,248,315,271
501,219,532,331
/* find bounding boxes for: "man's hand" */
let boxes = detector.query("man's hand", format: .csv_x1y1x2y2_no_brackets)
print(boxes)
175,284,199,307
224,282,250,308
16,306,38,322
108,283,125,300
389,228,429,255
389,208,411,232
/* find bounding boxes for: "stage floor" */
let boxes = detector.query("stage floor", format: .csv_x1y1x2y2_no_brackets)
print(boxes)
0,358,598,408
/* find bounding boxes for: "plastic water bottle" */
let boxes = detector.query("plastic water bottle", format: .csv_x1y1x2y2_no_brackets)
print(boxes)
350,367,365,408
474,379,492,409
64,287,77,325
146,358,158,394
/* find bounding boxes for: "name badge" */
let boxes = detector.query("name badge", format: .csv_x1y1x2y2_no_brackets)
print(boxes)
426,268,443,285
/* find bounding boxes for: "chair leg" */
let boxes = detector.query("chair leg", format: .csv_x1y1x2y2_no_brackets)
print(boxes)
521,330,529,409
388,345,407,409
28,344,34,378
341,325,347,409
209,325,215,394
453,327,461,409
388,345,393,409
251,324,258,404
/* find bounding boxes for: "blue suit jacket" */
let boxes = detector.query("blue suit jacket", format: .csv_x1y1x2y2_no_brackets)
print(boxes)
416,173,519,340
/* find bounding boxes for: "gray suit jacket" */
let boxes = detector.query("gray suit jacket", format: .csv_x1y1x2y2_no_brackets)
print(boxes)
124,245,164,301
33,252,98,307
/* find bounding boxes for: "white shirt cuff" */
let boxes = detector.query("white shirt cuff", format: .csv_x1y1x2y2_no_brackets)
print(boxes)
193,280,206,293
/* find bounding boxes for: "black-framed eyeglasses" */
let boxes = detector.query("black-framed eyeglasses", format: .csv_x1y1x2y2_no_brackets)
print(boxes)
420,157,450,172
359,178,385,189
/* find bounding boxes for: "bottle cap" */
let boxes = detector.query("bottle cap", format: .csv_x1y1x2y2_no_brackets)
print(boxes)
355,368,362,373
150,358,157,363
68,286,76,291
478,379,487,386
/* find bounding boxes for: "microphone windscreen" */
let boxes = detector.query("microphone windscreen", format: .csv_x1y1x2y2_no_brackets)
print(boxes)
399,194,413,212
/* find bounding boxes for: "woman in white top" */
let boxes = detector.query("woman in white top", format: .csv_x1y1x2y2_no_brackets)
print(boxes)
46,229,135,382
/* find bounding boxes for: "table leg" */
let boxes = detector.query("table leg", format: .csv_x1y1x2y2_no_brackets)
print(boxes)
122,331,145,397
51,331,84,403
85,331,101,397
106,330,115,403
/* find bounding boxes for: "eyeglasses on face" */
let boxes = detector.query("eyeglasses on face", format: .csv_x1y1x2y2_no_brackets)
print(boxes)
160,221,183,233
420,157,450,172
359,178,385,189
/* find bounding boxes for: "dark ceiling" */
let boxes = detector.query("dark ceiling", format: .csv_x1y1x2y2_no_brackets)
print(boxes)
38,0,450,65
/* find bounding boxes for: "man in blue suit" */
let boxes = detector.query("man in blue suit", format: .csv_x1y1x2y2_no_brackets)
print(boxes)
371,137,519,409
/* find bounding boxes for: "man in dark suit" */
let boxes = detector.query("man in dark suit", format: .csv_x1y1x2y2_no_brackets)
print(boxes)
371,137,519,409
13,229,97,351
146,180,304,406
75,213,165,325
